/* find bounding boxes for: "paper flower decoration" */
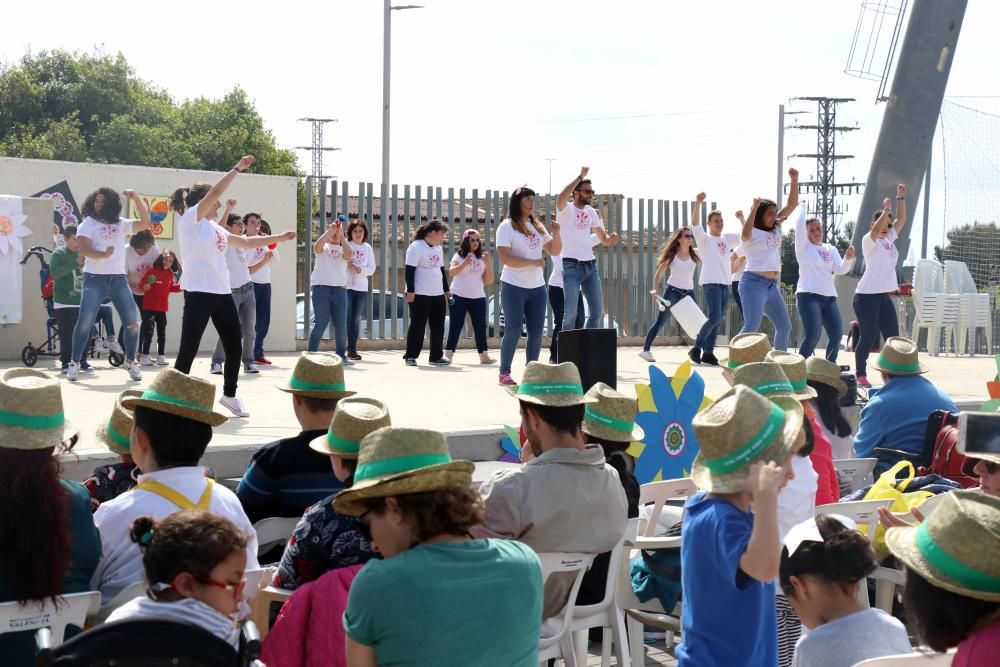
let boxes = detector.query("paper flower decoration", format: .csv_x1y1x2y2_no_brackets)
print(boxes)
627,360,713,483
983,355,1000,413
0,196,31,257
498,424,524,463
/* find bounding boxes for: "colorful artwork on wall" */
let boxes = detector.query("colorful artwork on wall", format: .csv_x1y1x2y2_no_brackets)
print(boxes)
129,195,174,240
31,181,80,232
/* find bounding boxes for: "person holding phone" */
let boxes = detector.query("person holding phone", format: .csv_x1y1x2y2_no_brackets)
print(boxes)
308,215,352,363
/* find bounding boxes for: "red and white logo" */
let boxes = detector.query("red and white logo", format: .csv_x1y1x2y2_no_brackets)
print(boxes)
716,239,728,255
427,252,442,268
575,211,590,231
99,224,119,242
214,229,228,253
881,239,898,259
818,247,833,264
352,250,366,265
325,245,343,260
469,258,484,274
525,232,541,250
766,231,781,249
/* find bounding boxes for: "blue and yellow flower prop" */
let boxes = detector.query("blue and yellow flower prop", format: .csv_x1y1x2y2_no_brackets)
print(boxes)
627,360,713,483
498,424,523,463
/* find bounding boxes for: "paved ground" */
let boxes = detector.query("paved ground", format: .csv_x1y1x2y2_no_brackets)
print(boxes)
587,639,676,666
5,345,994,454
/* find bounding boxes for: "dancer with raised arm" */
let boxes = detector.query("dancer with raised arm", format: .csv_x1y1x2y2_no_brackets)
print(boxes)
639,227,699,363
170,156,296,418
689,192,740,366
738,168,799,351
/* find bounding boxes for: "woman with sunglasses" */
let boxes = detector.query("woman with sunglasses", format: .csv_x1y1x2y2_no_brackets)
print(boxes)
639,226,700,363
445,229,494,364
853,184,907,388
107,511,250,649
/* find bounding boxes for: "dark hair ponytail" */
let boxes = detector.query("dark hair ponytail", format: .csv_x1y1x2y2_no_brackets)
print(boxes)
169,183,211,214
413,219,449,242
808,381,852,438
169,188,190,214
780,514,877,597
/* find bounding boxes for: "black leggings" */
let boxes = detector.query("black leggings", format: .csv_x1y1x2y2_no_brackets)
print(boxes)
405,294,446,361
141,310,168,356
852,292,899,377
174,291,242,397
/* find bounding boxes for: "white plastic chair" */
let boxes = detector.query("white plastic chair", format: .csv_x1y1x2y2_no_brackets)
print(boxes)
537,552,595,666
833,458,879,495
637,477,697,542
87,581,146,625
911,259,958,356
853,648,956,665
0,591,100,646
816,499,894,609
253,516,300,557
944,260,993,356
570,518,637,667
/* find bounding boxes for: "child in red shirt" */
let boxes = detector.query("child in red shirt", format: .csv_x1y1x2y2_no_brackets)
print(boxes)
139,250,182,365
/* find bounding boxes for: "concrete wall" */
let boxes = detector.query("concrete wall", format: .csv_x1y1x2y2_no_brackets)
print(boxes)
0,158,298,361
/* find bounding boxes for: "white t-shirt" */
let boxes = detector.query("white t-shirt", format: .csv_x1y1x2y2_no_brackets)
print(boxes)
743,226,783,273
77,216,134,275
249,244,279,285
346,241,376,292
556,203,604,261
732,242,746,281
794,206,854,296
177,207,232,294
405,239,445,296
549,234,601,289
224,246,252,289
857,229,900,294
311,242,348,287
691,226,734,286
666,255,697,290
496,219,552,289
448,252,488,299
126,245,161,295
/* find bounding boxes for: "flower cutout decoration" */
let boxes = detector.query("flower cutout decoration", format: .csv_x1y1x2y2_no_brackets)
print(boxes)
0,196,31,257
498,424,525,463
627,360,713,484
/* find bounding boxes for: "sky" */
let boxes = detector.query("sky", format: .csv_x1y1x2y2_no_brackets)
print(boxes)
3,0,998,259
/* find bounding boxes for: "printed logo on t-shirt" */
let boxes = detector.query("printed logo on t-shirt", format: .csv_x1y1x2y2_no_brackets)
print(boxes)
524,232,541,250
352,249,366,265
880,239,898,259
99,223,120,242
818,247,833,264
468,258,484,274
715,239,728,255
214,229,228,253
574,210,590,231
766,231,781,249
427,252,442,268
325,245,343,260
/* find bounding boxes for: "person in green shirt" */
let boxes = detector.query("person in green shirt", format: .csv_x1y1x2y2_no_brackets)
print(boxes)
49,226,94,373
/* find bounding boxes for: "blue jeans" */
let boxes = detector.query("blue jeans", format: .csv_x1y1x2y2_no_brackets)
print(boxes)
346,289,368,353
694,283,730,354
446,295,489,353
71,273,138,363
797,292,842,362
308,285,347,357
96,303,115,337
561,259,603,330
500,282,547,374
643,285,692,351
738,272,792,351
253,282,271,359
548,286,585,361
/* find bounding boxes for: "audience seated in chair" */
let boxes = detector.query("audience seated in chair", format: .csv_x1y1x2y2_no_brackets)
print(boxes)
83,389,144,511
91,369,258,604
0,369,100,667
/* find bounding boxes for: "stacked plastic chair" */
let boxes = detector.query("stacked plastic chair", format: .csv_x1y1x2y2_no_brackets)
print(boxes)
911,259,958,356
944,260,993,356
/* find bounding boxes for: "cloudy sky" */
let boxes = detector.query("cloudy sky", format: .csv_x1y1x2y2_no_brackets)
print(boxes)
3,0,998,257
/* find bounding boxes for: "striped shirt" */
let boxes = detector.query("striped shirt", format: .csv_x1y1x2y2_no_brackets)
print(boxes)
106,596,240,649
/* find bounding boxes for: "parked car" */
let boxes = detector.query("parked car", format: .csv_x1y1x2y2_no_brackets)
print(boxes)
297,291,448,340
486,296,619,338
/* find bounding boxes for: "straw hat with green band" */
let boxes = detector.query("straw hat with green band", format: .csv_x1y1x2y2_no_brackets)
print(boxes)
690,385,805,493
869,336,928,376
582,382,644,442
276,352,356,399
805,357,848,398
121,368,228,427
507,361,597,407
732,362,804,401
0,368,78,450
96,389,143,455
310,397,391,459
764,351,818,399
721,332,773,369
886,490,1000,602
333,427,475,516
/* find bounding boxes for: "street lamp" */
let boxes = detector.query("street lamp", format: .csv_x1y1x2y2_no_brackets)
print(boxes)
546,158,555,195
382,2,424,204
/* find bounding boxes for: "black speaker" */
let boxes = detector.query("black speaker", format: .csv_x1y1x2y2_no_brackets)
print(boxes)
556,328,617,390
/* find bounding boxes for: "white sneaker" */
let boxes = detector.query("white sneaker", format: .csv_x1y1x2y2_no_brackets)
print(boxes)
156,355,168,366
66,361,79,382
444,350,454,362
106,337,124,355
125,360,142,381
244,364,260,374
140,354,154,366
639,350,656,362
340,356,354,366
219,395,249,417
210,363,223,375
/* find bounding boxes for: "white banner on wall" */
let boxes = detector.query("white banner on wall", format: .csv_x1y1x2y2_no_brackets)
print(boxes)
0,195,32,324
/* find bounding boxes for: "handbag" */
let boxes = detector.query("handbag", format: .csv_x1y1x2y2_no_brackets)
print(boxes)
862,461,934,559
917,411,976,488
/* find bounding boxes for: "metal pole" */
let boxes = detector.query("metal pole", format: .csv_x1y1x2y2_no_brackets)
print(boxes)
921,142,932,259
381,0,391,209
777,104,785,206
546,158,555,194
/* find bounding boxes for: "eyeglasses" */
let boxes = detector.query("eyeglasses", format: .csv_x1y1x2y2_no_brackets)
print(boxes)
356,509,373,542
195,576,246,601
580,189,595,195
682,234,693,239
468,237,480,242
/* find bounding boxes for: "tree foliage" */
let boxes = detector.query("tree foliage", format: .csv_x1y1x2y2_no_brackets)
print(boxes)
934,222,1000,288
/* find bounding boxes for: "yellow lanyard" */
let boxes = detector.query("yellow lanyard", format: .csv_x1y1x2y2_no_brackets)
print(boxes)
134,478,214,510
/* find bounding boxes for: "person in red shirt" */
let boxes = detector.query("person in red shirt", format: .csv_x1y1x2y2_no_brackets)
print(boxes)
139,250,182,366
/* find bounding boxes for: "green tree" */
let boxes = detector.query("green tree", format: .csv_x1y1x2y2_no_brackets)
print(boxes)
934,222,1000,288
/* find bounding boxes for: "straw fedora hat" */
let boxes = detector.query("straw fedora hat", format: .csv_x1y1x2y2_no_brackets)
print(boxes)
276,352,356,399
869,336,928,376
732,362,803,401
333,427,475,516
121,368,228,427
96,389,143,455
805,357,848,398
310,397,391,459
506,361,597,407
886,490,1000,602
765,351,818,399
0,368,78,450
582,382,645,443
722,332,773,369
691,385,805,493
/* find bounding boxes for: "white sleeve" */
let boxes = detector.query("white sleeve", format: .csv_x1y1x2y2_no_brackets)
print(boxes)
590,232,601,248
495,223,512,248
590,208,605,231
405,241,422,267
362,244,376,277
793,204,808,257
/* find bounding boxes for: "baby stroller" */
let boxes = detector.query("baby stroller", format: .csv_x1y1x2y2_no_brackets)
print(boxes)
19,246,124,368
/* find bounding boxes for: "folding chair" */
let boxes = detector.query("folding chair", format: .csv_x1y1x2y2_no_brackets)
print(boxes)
252,517,300,558
88,582,145,625
537,552,595,666
252,585,294,641
636,477,697,544
832,458,879,496
816,499,894,609
0,591,99,648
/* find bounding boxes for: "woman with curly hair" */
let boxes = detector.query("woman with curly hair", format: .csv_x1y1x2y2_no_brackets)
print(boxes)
335,427,543,667
0,369,100,666
445,228,494,364
403,220,451,366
